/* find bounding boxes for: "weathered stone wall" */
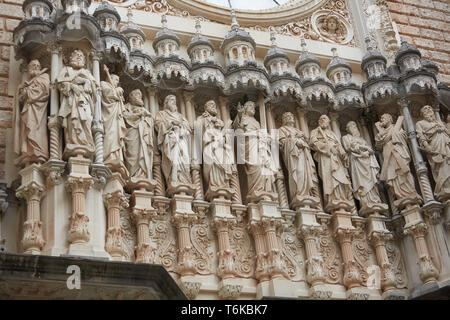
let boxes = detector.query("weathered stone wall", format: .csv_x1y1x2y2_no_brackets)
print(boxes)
388,0,450,84
0,0,23,180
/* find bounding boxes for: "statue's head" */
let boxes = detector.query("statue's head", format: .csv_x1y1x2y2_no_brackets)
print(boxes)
380,113,393,127
326,16,338,32
243,101,256,117
110,74,120,88
420,105,435,122
318,115,330,129
28,60,41,78
129,89,144,107
205,100,218,116
282,112,295,127
69,50,86,69
164,95,178,113
346,121,360,137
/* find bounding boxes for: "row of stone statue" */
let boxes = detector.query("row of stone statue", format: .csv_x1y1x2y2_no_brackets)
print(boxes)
14,49,450,214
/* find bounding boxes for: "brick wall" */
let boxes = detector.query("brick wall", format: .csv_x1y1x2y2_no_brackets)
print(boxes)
0,0,23,180
388,0,450,84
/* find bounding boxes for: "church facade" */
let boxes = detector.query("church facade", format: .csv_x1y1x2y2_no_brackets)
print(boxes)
0,0,449,300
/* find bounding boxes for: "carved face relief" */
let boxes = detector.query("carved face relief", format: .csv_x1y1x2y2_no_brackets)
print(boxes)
69,50,86,69
244,102,256,117
319,115,330,129
346,121,360,137
111,75,120,88
205,100,218,116
27,59,41,78
164,95,178,113
129,89,144,107
312,10,353,44
380,114,393,128
282,112,295,127
421,105,435,122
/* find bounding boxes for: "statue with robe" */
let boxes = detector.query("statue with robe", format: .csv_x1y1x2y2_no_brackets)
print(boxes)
101,65,127,176
375,113,421,208
278,112,320,209
13,59,50,167
195,100,233,200
233,101,277,202
416,105,450,202
57,49,96,158
154,95,193,194
123,89,155,190
342,121,387,215
310,115,353,211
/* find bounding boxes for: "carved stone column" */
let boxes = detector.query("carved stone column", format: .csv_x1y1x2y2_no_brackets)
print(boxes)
153,151,165,197
258,92,267,130
262,217,286,279
49,43,62,160
275,170,289,210
250,221,270,283
296,108,310,140
191,164,204,201
214,216,236,280
403,208,439,283
133,190,157,263
218,96,230,123
230,165,242,205
398,99,437,206
173,213,197,276
103,173,128,261
329,112,341,140
147,87,159,116
66,156,94,255
183,91,196,128
16,164,46,254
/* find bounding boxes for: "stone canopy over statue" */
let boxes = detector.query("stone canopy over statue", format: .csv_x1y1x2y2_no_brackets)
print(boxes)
154,94,194,195
375,113,421,209
279,112,320,210
57,49,96,158
233,101,277,203
416,105,450,202
13,59,50,168
310,115,353,211
195,100,234,200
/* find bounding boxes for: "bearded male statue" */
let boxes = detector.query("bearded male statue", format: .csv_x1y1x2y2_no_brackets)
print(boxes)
14,59,50,167
416,105,450,202
375,113,421,209
123,89,155,190
342,121,388,215
57,49,96,158
279,112,320,209
195,100,233,200
154,95,193,194
310,115,353,211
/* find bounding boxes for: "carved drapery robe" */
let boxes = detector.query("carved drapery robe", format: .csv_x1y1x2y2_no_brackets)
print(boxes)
195,112,233,198
233,114,276,201
416,119,450,201
154,109,192,189
375,122,418,203
13,72,50,165
124,104,154,182
57,66,96,156
310,127,352,210
101,81,127,171
342,134,384,210
279,125,318,205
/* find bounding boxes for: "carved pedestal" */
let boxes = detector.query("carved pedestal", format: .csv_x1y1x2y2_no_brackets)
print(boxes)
297,208,325,289
66,156,94,256
402,205,439,283
16,164,46,255
132,190,156,263
104,173,128,261
332,209,366,299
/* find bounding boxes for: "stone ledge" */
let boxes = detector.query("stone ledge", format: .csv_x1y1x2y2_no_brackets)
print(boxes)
410,279,450,300
0,252,187,300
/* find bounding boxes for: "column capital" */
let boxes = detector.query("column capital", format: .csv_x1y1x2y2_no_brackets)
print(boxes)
397,97,410,108
90,50,103,61
329,112,339,122
147,87,158,96
183,91,194,101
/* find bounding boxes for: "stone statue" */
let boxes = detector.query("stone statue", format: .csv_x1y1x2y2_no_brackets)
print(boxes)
123,89,155,190
154,95,193,194
101,65,127,176
233,101,277,202
195,100,233,200
416,105,450,202
310,115,353,211
318,15,345,43
57,49,96,158
375,113,420,208
278,112,320,209
342,121,387,215
13,59,50,167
